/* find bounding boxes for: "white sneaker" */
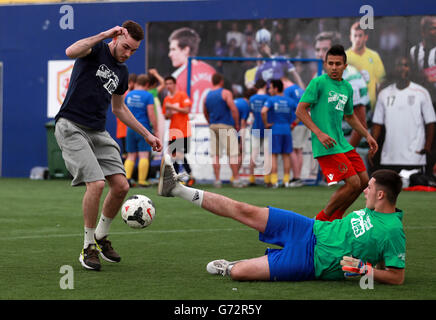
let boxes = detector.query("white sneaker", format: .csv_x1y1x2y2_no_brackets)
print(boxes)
158,154,186,197
206,259,230,276
206,259,243,276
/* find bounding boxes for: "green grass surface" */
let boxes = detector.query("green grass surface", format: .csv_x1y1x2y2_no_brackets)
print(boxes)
0,178,435,300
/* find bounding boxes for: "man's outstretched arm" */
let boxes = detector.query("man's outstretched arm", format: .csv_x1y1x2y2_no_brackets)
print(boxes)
65,26,128,59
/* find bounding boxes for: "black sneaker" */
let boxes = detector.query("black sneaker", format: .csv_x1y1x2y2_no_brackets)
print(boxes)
79,244,101,271
94,235,121,263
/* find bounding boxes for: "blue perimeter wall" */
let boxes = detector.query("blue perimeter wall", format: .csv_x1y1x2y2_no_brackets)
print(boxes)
1,0,436,177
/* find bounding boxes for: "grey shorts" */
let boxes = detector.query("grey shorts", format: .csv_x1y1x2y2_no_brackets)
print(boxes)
55,117,126,186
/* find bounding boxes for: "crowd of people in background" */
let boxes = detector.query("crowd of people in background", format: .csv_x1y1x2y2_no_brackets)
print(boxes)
121,16,436,188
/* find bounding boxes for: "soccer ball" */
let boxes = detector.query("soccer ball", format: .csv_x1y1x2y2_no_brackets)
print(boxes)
255,28,271,44
121,195,156,229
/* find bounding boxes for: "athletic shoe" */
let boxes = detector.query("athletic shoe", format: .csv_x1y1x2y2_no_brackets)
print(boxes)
79,244,101,271
94,235,121,263
290,178,304,187
213,180,222,188
206,259,231,276
232,179,245,188
158,154,179,197
206,259,242,276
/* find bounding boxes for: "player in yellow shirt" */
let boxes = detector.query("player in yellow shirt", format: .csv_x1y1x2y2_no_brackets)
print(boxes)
346,22,386,110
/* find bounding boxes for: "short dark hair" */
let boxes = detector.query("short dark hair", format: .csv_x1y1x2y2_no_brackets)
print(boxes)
211,72,224,86
122,20,144,41
371,169,403,205
325,44,347,64
169,27,201,56
270,79,283,93
164,76,177,83
254,78,267,89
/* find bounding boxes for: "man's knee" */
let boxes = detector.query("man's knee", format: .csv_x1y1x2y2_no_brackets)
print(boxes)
229,263,251,281
113,178,129,197
86,180,105,194
346,175,362,192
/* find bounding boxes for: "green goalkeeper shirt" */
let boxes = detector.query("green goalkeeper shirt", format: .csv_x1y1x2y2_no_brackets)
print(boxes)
313,208,406,280
300,73,355,158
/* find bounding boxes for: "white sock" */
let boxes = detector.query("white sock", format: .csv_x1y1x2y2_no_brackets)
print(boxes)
84,227,96,249
95,213,113,240
172,184,204,207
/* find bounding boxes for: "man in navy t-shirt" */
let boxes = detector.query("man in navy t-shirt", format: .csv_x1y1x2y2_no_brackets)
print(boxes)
54,21,162,271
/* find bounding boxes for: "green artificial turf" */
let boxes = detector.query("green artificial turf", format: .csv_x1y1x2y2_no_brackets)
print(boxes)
0,178,435,300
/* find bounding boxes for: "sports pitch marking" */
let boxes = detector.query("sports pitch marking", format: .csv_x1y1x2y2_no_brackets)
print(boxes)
0,226,434,241
0,227,252,241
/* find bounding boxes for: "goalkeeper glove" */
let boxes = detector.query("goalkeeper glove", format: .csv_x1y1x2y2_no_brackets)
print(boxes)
340,256,373,278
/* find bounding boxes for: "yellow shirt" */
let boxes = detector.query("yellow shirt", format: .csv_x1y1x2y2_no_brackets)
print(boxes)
346,47,385,109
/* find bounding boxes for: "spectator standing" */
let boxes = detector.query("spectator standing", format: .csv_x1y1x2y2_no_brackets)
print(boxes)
248,79,272,186
261,79,296,188
162,76,195,187
204,73,241,187
346,22,386,111
371,57,436,174
410,16,436,175
124,74,158,187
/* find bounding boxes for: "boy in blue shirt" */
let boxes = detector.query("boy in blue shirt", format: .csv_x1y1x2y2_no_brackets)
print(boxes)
261,79,296,188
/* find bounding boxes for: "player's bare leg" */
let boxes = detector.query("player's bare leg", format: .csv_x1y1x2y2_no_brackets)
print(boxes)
207,255,270,280
229,255,270,280
201,191,269,233
94,173,128,263
101,174,129,219
212,155,221,186
80,179,105,270
83,180,105,228
323,174,361,216
336,170,369,213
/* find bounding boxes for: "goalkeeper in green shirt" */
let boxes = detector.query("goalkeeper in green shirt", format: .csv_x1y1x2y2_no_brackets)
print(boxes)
159,151,406,284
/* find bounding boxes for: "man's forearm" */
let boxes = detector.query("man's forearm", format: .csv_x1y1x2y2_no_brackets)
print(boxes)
66,32,106,58
373,267,404,285
113,102,153,139
345,114,370,139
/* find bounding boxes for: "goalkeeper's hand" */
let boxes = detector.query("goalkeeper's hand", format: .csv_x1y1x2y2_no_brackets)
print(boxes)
340,256,373,278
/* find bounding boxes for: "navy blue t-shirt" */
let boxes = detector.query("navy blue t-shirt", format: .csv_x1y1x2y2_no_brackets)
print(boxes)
55,41,129,131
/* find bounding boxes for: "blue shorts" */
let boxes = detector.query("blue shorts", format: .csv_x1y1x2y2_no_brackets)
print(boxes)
126,128,151,153
271,134,293,154
259,207,316,281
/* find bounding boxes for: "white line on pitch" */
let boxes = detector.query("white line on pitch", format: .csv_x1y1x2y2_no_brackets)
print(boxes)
0,227,252,241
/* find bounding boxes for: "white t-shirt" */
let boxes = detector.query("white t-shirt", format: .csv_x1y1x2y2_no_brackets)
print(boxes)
373,82,436,165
